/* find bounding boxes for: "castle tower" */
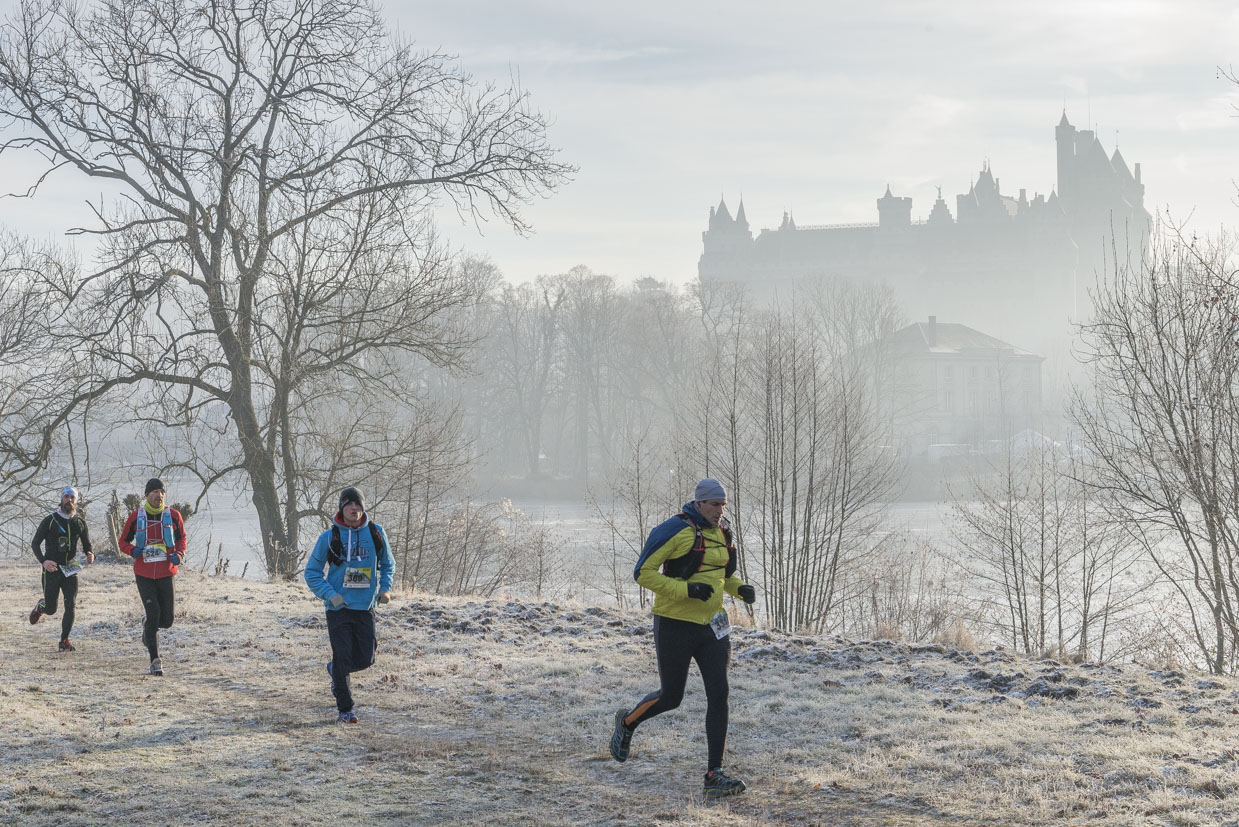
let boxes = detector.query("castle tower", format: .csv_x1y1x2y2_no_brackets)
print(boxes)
1055,111,1076,210
877,185,912,229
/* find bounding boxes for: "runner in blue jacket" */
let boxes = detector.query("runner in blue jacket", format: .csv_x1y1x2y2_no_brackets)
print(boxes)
305,487,395,723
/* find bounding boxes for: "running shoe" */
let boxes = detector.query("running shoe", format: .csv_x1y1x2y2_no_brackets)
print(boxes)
609,708,634,762
704,767,747,797
149,657,163,676
337,710,358,723
58,639,75,652
29,599,45,625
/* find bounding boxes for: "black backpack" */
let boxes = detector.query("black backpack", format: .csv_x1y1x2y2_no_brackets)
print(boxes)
327,522,385,566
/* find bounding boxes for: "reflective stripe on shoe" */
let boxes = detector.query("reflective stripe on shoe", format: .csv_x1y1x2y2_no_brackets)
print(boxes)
704,767,746,796
609,709,633,762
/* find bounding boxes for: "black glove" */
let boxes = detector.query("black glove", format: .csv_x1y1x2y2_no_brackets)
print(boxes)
377,592,390,605
686,582,714,601
737,584,757,605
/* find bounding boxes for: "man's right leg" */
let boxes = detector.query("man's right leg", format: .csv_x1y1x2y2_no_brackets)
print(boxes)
57,575,79,648
325,610,357,714
134,575,162,662
31,569,62,626
610,615,696,762
626,615,696,726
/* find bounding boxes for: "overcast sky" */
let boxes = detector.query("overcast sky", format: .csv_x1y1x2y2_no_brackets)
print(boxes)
2,1,1238,287
395,0,1239,285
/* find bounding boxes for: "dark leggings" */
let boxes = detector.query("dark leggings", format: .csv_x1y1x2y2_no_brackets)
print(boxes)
135,574,175,660
326,608,377,713
624,614,732,769
41,569,79,639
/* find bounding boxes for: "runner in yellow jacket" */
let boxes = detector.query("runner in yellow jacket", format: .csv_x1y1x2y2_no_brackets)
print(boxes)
609,478,757,797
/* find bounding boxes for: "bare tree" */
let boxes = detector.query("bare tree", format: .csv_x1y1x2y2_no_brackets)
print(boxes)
0,0,572,577
949,435,1143,659
481,278,566,479
1072,231,1239,673
729,278,904,633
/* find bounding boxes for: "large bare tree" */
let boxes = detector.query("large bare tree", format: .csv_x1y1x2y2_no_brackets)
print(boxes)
0,0,571,576
1073,232,1239,673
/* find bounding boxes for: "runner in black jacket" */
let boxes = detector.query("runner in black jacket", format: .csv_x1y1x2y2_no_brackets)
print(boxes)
29,486,94,651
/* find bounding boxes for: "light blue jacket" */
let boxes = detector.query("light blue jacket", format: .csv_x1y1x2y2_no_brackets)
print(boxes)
304,515,395,611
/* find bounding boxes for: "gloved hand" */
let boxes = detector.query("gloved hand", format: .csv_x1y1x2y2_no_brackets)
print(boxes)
377,592,390,605
329,593,346,608
737,584,757,605
686,582,714,601
167,553,182,567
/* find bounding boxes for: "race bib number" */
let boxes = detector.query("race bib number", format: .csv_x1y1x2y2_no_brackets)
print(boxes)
709,611,731,640
343,566,373,589
142,547,167,563
60,561,83,578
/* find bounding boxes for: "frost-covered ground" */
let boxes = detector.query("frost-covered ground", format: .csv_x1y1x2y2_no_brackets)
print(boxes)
2,558,1238,826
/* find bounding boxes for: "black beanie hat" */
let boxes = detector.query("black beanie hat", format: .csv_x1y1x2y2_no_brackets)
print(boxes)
338,487,365,512
145,477,165,496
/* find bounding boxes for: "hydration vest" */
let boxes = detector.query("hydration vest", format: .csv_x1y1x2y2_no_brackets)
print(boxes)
135,507,175,552
328,522,385,566
634,514,737,582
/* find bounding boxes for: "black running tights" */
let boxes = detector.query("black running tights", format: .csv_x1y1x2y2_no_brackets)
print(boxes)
41,568,79,639
135,574,175,661
625,614,731,769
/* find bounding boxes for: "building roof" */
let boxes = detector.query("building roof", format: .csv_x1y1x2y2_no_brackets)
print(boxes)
888,319,1041,358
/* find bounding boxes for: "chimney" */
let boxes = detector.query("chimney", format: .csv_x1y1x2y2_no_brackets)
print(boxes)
927,315,937,346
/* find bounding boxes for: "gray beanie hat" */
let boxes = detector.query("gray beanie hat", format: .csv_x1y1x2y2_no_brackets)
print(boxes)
694,478,726,502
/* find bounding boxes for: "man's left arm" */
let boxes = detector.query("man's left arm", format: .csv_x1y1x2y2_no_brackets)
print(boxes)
78,520,93,560
377,526,395,595
172,510,188,554
78,518,94,561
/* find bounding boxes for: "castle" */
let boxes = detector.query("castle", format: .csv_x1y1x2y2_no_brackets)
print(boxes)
698,113,1151,358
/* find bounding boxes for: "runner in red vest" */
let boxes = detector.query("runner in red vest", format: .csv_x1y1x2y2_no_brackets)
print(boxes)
118,478,187,676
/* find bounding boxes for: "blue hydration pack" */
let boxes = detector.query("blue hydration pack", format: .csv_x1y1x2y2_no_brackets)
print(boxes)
134,507,175,552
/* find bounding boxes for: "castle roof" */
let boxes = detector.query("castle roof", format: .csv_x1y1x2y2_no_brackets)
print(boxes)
1110,148,1135,186
888,319,1040,358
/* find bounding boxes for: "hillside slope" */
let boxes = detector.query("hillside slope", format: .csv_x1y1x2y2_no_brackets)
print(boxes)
1,558,1237,826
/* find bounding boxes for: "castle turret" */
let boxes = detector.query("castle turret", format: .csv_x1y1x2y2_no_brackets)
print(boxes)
877,185,912,230
1056,111,1076,209
701,195,753,258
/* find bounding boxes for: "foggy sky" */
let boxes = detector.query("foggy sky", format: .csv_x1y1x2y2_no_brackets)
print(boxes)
403,0,1239,285
1,0,1237,286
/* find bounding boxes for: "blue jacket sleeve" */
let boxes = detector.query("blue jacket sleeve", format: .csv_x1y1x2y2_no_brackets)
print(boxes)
377,526,395,593
304,531,334,600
